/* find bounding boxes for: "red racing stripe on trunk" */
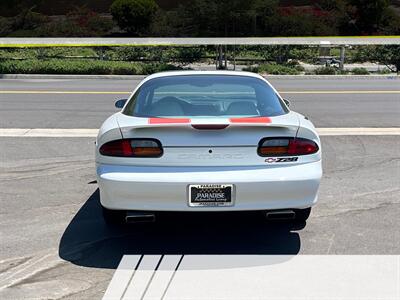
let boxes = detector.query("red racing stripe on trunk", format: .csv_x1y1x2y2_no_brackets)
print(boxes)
148,118,191,124
229,117,271,123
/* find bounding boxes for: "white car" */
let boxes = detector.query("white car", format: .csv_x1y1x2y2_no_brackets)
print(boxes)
95,71,322,224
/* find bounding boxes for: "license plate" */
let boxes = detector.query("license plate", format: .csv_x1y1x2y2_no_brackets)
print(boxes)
188,184,234,207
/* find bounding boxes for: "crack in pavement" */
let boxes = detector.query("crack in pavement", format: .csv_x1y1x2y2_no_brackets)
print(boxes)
0,161,93,181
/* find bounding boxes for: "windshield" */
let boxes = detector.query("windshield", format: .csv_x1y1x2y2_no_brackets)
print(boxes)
123,75,288,118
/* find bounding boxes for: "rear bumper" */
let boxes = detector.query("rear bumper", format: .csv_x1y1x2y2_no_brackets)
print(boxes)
96,161,322,211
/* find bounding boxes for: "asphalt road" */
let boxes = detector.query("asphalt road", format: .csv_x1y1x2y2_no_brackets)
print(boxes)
0,77,399,299
0,77,399,128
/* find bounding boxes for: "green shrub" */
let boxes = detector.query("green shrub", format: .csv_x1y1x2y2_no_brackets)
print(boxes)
376,68,391,74
110,0,158,35
314,66,337,75
0,48,37,59
0,59,182,75
174,47,205,64
243,63,304,75
106,46,206,65
337,69,350,75
242,65,260,73
108,47,148,61
351,67,369,75
142,63,183,74
109,46,165,62
260,63,304,75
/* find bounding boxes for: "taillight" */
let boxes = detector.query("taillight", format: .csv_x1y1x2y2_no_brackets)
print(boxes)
99,139,163,157
258,137,319,156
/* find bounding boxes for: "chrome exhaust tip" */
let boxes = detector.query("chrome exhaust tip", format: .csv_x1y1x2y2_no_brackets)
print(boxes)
125,212,156,223
265,210,296,220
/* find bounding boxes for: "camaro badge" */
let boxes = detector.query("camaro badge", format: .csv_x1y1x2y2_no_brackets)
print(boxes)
265,157,298,163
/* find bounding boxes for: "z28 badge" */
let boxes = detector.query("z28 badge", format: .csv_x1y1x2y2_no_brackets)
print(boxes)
265,157,298,163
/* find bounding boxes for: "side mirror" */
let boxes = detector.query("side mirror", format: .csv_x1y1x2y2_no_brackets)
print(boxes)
283,99,290,107
115,99,127,109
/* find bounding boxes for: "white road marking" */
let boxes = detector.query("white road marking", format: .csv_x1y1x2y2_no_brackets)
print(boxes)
143,255,183,300
103,255,184,300
317,127,400,135
282,90,400,94
122,255,162,300
0,128,99,137
103,255,400,300
102,255,142,300
0,128,399,137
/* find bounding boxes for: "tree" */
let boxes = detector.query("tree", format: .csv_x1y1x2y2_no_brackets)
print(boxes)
150,0,266,37
313,0,399,35
355,45,400,73
374,46,400,73
110,0,158,36
349,0,390,33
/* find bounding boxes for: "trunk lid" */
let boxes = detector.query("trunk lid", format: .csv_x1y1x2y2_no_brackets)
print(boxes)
116,112,299,166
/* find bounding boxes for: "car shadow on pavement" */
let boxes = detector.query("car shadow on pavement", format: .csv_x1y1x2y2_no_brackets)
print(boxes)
59,189,303,269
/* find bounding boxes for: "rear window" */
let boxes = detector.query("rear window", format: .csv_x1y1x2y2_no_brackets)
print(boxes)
123,75,288,118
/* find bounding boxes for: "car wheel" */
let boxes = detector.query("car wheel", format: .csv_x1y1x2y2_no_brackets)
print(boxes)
102,206,125,225
294,207,312,222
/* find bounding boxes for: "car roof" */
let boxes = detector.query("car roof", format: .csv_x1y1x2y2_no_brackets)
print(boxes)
144,70,265,81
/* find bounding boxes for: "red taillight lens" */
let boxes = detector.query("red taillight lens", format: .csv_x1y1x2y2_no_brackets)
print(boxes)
258,137,318,156
287,138,319,155
99,139,163,157
99,139,133,157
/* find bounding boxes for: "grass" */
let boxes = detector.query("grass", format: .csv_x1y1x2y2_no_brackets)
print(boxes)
314,66,337,75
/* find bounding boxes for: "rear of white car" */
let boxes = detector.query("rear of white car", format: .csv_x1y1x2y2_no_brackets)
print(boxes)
95,71,322,223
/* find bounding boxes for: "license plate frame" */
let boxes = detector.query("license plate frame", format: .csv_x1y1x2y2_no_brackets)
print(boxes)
188,184,234,207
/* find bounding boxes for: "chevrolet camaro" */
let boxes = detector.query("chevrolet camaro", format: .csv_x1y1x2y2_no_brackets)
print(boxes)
95,71,322,224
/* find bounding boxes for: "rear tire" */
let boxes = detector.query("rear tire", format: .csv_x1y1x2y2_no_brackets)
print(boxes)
102,206,125,225
294,207,312,222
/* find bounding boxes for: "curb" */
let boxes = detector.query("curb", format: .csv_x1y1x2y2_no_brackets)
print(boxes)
0,74,398,80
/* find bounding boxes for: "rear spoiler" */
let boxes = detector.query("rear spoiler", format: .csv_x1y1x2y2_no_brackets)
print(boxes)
148,117,272,125
117,115,300,131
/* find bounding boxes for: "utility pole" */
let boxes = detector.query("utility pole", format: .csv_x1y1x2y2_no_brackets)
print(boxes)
216,45,227,70
233,44,236,70
224,45,227,69
339,46,345,71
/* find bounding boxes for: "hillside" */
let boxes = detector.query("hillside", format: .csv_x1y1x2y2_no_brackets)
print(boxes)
1,1,399,16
